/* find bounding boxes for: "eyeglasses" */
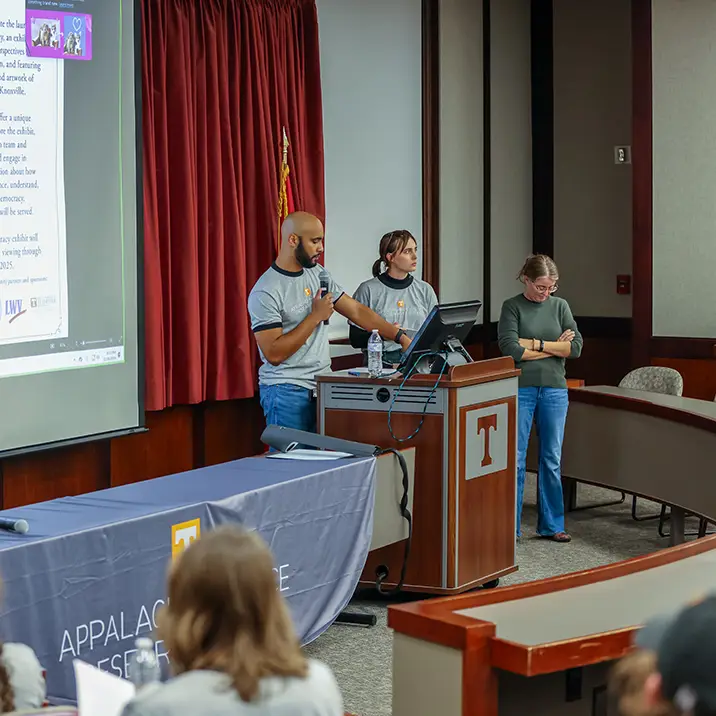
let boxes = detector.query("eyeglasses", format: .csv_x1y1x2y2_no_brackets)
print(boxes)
530,280,558,294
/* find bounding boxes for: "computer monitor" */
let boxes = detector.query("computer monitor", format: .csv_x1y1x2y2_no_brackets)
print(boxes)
398,300,482,375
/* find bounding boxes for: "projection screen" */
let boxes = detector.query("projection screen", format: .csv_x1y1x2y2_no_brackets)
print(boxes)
0,0,142,455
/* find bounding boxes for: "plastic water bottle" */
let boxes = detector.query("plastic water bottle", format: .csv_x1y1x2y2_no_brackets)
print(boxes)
129,637,160,688
367,329,383,378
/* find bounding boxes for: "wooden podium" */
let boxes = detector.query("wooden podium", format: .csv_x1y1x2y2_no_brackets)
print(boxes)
317,357,519,594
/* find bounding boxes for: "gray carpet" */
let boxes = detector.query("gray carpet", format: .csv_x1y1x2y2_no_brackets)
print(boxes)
303,473,704,716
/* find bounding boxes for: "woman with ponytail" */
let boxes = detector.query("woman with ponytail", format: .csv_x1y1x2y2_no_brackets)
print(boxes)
350,230,437,365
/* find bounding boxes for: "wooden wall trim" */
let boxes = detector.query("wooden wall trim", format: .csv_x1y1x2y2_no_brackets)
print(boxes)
422,0,440,296
531,0,554,257
482,0,492,351
467,317,631,347
631,0,653,368
651,338,716,360
574,316,632,339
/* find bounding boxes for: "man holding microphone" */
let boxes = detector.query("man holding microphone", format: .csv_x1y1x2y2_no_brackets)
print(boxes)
248,212,411,433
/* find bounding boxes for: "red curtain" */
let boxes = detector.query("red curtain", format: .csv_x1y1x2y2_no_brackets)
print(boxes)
142,0,325,411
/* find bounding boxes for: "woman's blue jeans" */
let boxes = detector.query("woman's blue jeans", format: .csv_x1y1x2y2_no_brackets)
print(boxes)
516,387,569,537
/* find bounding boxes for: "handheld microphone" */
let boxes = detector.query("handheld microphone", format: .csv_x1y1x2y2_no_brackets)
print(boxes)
318,270,330,325
0,518,29,534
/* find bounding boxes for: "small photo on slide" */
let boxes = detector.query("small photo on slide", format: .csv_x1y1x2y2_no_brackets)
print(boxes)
63,16,85,57
29,17,61,55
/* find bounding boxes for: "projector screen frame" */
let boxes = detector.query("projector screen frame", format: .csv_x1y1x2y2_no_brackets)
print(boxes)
0,0,147,460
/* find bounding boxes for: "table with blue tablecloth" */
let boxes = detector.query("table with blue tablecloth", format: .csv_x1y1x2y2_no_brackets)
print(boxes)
0,455,376,703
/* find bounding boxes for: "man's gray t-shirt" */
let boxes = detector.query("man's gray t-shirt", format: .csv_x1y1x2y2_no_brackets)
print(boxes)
353,274,438,352
248,263,344,390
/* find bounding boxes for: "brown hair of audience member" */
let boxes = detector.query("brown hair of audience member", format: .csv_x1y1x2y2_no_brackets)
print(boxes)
372,230,416,277
609,650,678,716
157,525,307,702
517,254,559,283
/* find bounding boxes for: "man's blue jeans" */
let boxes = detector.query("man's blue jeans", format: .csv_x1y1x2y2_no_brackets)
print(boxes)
259,383,317,435
516,387,569,537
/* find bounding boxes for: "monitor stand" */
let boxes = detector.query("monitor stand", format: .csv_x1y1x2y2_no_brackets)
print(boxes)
412,338,473,375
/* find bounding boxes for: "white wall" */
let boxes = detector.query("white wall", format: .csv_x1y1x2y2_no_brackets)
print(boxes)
652,0,716,338
319,0,533,331
490,0,533,320
438,0,484,313
317,0,422,339
553,0,632,317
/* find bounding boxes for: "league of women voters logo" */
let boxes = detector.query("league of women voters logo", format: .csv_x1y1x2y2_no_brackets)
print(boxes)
1,298,26,323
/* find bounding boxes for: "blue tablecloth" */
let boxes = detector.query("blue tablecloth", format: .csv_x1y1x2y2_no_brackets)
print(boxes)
0,455,376,703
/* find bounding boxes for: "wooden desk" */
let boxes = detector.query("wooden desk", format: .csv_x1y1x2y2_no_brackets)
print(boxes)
389,536,716,716
557,386,716,543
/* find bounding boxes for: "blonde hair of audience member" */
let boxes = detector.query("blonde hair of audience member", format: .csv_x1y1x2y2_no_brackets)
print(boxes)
609,650,678,716
0,580,14,713
157,526,307,703
0,642,14,713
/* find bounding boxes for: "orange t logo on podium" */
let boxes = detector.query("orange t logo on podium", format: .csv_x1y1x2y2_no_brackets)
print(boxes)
463,401,510,481
477,414,498,467
172,518,201,559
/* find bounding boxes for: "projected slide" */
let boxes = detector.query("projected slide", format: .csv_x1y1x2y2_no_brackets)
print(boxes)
0,0,124,379
0,4,67,352
0,0,139,456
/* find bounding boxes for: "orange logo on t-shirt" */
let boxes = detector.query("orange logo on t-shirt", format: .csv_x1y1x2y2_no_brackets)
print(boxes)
397,300,405,308
304,288,312,297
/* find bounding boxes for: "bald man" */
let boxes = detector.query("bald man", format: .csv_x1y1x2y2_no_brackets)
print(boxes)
248,212,411,434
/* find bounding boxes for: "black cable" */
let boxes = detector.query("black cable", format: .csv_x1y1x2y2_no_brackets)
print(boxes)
372,352,449,594
387,351,448,443
374,447,412,596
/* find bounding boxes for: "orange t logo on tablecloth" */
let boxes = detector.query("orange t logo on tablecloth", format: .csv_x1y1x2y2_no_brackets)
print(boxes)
171,518,201,559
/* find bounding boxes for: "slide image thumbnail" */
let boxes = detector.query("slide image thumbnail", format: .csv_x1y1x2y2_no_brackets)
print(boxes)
63,16,85,57
31,18,59,49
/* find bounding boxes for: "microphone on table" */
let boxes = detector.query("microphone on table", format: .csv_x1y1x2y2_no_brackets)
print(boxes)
318,270,330,325
0,518,29,534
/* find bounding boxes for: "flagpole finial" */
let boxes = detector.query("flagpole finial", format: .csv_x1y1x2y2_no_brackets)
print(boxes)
282,127,289,163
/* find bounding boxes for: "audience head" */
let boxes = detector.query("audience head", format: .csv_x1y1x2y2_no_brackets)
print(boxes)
517,254,559,303
637,595,716,716
158,525,307,703
372,230,418,278
0,581,13,714
281,212,324,269
609,649,675,716
611,596,716,716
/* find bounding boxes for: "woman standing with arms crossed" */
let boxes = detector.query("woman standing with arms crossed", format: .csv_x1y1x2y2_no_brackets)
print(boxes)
497,254,583,543
350,230,438,365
